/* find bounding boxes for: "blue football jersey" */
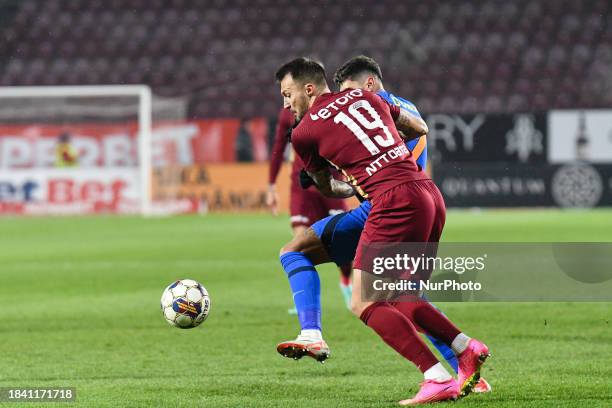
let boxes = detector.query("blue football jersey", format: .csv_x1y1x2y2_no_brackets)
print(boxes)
377,90,427,170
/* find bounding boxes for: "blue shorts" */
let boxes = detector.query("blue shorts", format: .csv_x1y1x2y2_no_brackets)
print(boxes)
311,200,372,265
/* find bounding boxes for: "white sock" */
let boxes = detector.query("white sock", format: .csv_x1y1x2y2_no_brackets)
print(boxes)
424,363,452,382
451,333,471,355
300,329,322,340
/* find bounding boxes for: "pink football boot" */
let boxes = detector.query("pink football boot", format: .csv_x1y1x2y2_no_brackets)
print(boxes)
398,379,460,406
458,339,490,397
473,377,492,393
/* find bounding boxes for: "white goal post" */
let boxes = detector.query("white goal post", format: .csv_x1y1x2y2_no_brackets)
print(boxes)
0,85,153,215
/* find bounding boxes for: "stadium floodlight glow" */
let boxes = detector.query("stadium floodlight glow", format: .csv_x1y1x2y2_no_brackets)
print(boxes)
0,85,153,216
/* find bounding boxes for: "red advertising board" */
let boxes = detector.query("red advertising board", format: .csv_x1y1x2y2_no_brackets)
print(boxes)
0,118,270,168
0,168,140,215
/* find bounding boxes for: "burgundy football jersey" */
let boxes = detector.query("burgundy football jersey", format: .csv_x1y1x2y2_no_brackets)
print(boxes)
291,88,429,200
268,107,303,185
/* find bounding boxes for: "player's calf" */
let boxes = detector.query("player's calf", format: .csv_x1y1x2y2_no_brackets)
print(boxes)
350,297,370,317
349,268,369,317
278,242,329,362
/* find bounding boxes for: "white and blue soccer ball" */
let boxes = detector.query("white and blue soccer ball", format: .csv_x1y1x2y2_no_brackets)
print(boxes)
161,279,211,329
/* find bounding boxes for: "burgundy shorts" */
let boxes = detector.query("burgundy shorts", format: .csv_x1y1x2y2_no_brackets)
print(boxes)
354,179,446,271
289,185,348,228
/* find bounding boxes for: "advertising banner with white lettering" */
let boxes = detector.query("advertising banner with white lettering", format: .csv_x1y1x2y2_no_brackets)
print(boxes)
435,163,612,208
425,113,547,164
0,168,140,215
1,163,338,215
0,118,269,168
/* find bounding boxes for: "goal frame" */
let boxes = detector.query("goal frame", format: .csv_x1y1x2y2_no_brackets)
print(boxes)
0,85,153,215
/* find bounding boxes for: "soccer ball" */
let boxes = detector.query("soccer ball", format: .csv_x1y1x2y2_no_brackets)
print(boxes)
161,279,211,329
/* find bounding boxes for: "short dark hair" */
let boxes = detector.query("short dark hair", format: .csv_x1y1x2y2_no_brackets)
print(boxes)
333,55,383,86
275,57,327,86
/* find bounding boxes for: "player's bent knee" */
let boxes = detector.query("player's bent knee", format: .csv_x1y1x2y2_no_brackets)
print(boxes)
280,238,302,256
279,242,294,256
279,228,331,265
280,228,318,256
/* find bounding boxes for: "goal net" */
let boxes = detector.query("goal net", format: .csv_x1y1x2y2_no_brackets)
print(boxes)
0,85,195,216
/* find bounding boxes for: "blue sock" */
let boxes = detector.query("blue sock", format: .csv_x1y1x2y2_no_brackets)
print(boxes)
426,333,459,373
280,251,321,331
421,294,459,372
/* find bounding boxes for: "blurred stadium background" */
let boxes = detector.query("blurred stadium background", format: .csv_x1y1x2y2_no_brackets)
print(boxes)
1,0,612,114
1,1,611,407
0,0,611,214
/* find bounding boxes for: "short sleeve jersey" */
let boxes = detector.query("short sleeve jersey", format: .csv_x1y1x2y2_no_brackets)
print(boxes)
291,88,429,200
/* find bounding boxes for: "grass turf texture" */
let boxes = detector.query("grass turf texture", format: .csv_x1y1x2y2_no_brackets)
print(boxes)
1,209,611,407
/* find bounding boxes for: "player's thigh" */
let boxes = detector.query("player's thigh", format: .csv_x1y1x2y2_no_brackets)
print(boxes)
310,210,365,266
353,182,437,273
366,195,436,243
421,181,447,265
426,181,447,243
281,227,330,265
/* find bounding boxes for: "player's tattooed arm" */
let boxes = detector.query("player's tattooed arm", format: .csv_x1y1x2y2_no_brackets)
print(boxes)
306,168,355,198
395,108,428,141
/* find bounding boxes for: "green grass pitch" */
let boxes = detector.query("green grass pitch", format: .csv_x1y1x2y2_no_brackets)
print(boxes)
1,210,611,407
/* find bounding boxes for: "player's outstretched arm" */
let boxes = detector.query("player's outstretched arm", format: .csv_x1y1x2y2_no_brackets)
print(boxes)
306,168,355,199
395,108,428,141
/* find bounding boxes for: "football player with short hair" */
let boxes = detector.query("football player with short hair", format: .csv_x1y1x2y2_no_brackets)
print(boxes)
280,55,491,394
274,57,489,405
